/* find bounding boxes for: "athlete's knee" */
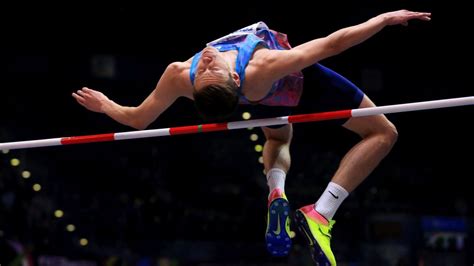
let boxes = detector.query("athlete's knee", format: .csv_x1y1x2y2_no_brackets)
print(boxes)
262,125,293,144
378,121,398,150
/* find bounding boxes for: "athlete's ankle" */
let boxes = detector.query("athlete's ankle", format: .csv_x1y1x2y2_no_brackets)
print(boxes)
300,204,329,226
268,188,283,200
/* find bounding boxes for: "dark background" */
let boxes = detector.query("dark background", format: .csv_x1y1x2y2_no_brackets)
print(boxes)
1,1,473,265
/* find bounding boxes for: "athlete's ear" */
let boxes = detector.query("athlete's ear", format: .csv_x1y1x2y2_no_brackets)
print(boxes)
231,71,241,87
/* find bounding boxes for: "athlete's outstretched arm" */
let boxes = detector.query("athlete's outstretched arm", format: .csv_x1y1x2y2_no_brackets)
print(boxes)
72,62,190,130
262,10,431,80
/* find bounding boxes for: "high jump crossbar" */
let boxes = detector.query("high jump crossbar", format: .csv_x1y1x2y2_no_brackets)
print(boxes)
1,96,473,150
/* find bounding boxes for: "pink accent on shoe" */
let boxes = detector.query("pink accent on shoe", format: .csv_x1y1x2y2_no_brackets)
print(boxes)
299,204,329,226
268,188,284,207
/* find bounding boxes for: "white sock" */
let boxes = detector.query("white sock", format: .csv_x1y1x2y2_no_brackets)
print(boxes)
315,182,349,220
266,168,286,195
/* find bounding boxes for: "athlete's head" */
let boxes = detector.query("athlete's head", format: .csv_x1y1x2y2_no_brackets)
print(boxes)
193,46,240,122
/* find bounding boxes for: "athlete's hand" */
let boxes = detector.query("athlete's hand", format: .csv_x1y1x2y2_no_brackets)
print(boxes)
380,10,431,26
72,87,110,113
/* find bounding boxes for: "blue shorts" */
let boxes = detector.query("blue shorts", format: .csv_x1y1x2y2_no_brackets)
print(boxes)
236,64,364,128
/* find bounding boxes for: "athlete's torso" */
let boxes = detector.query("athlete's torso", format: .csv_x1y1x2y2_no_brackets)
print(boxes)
188,22,303,106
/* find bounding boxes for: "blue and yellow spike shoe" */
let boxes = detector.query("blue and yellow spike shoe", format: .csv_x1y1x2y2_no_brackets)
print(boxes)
265,188,295,256
294,204,336,266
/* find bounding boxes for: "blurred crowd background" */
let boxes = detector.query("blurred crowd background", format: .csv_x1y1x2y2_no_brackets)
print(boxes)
1,1,473,265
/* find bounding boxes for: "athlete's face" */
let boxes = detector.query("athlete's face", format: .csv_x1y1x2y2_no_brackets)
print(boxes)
194,46,234,90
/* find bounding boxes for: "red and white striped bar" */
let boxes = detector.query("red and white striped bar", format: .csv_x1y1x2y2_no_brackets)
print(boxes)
1,96,473,150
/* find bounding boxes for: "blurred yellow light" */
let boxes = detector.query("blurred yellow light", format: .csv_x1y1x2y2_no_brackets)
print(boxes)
250,134,258,141
10,158,20,166
22,171,31,179
242,112,251,120
54,210,64,218
33,184,41,192
254,144,263,152
66,224,76,232
258,156,264,164
79,238,88,246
